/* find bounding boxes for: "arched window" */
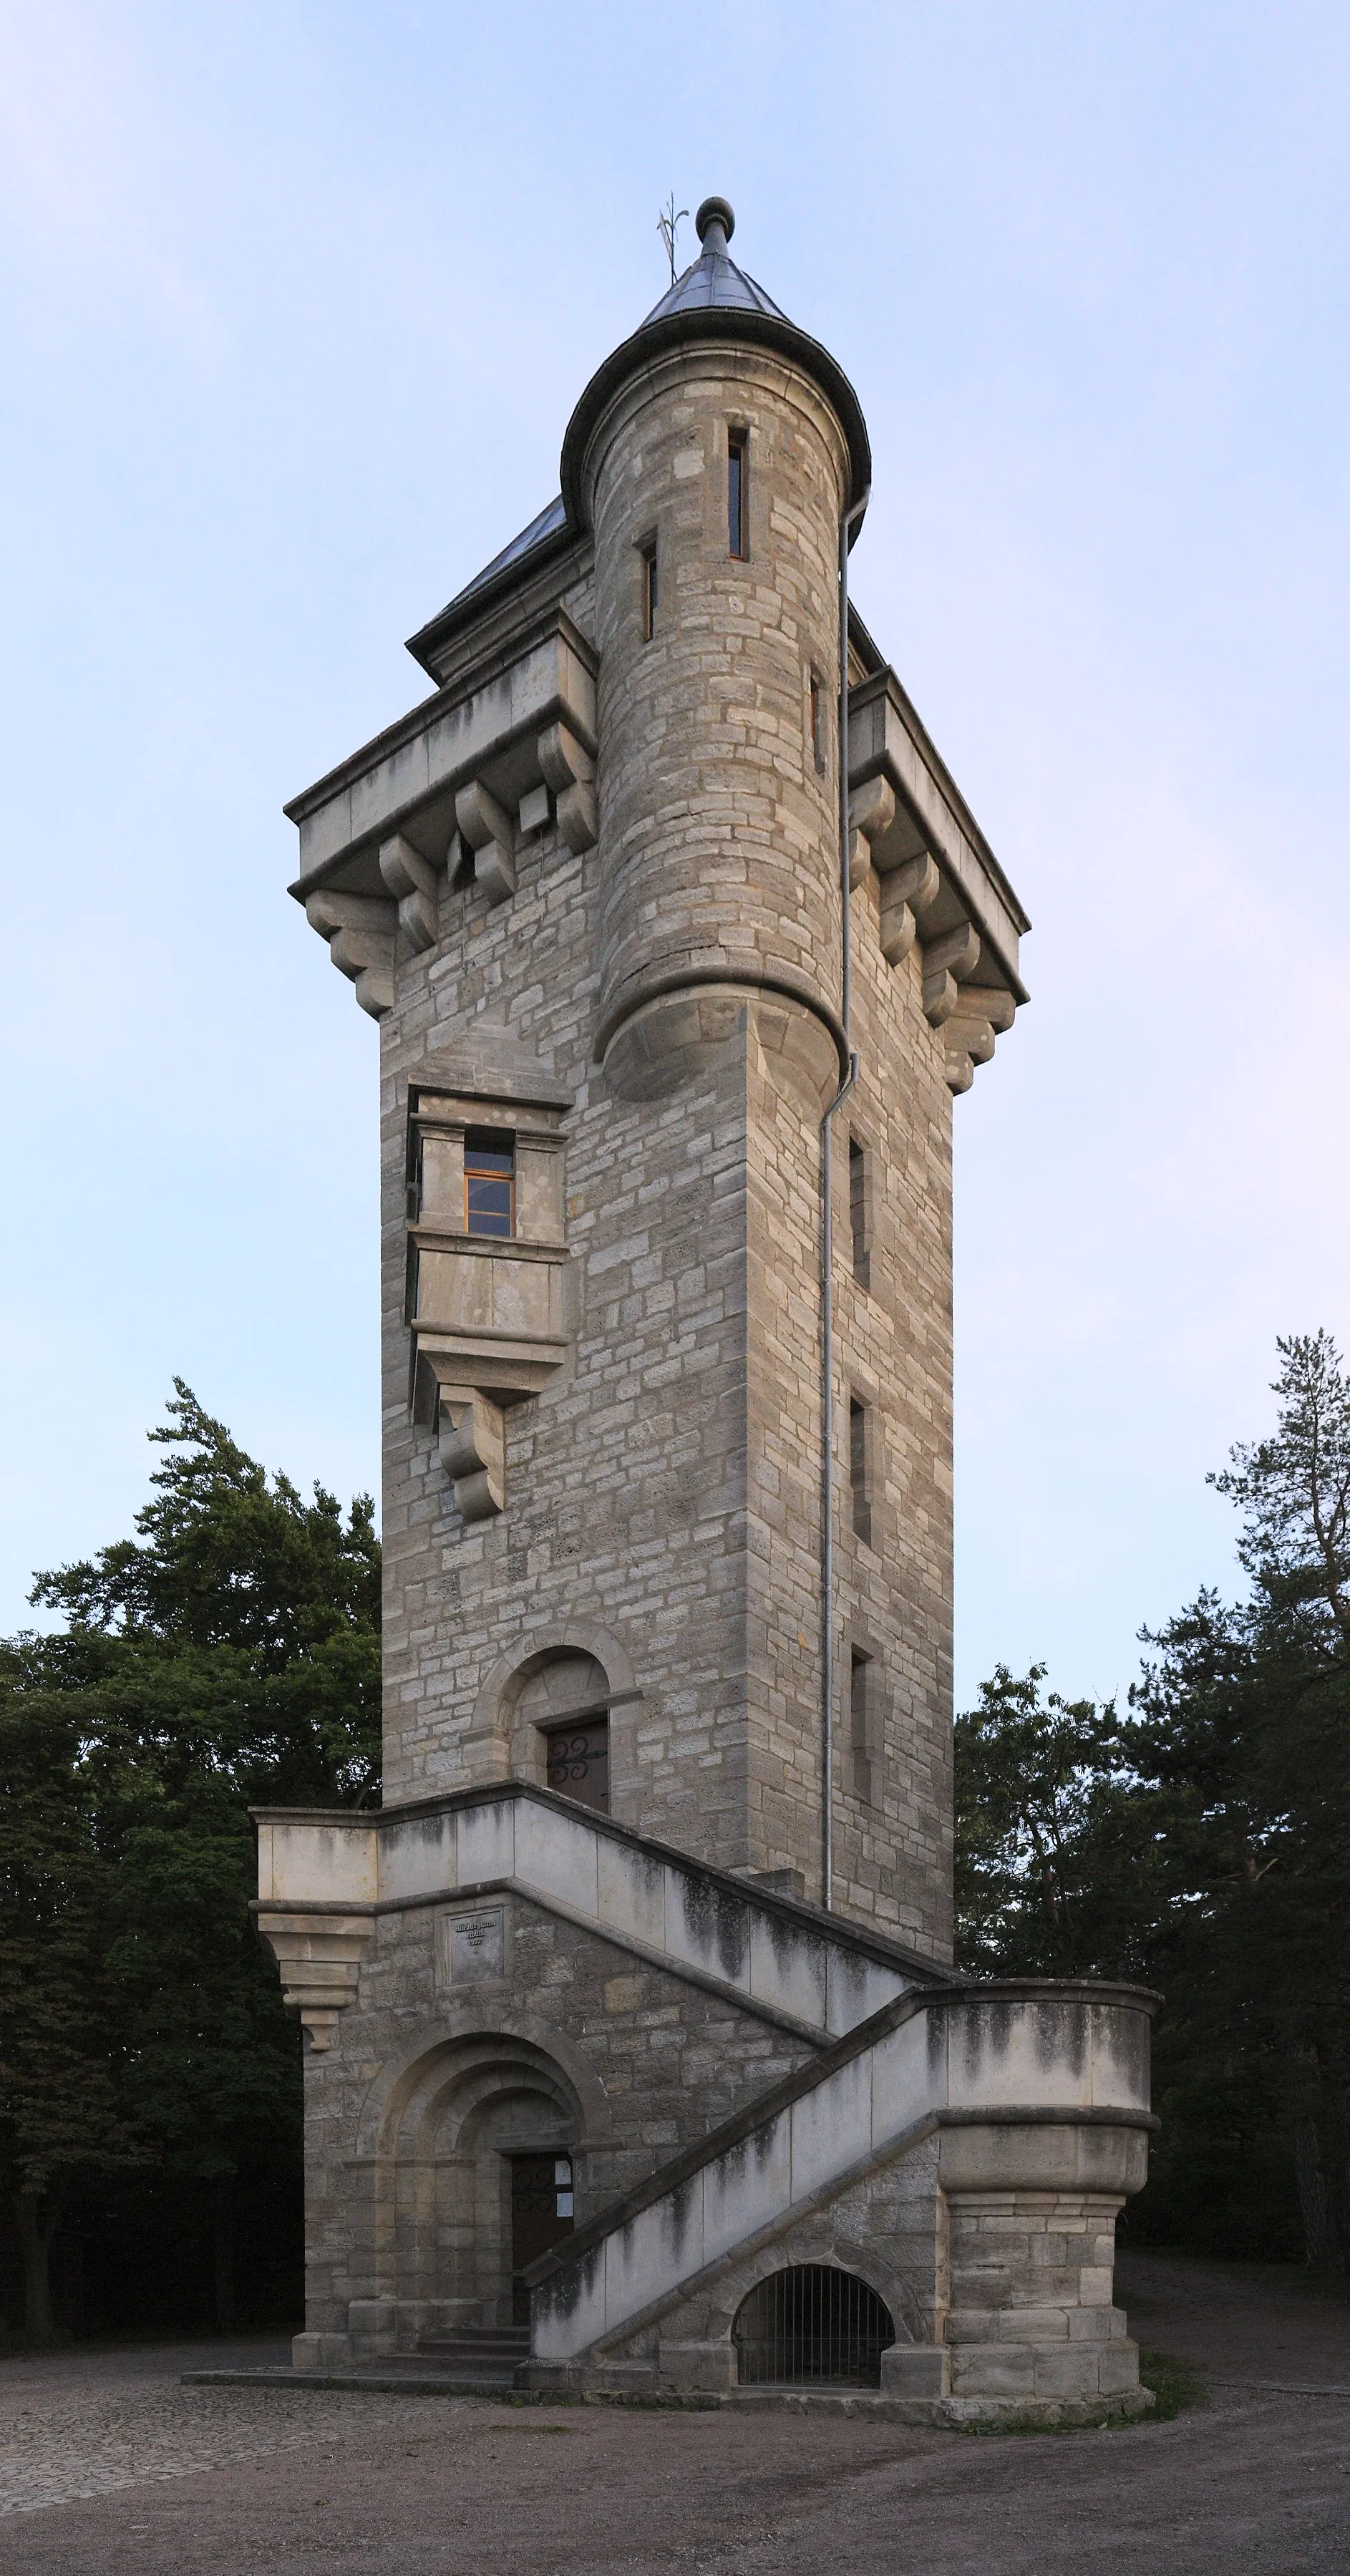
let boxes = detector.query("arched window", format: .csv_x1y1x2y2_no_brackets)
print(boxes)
732,2265,895,2388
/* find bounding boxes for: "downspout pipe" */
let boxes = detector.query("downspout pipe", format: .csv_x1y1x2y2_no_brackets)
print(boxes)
820,485,870,1912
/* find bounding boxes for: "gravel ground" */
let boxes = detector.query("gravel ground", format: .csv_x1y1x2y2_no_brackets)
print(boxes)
0,2252,1344,2572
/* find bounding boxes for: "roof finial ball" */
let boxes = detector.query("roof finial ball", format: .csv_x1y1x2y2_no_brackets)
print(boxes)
694,196,735,256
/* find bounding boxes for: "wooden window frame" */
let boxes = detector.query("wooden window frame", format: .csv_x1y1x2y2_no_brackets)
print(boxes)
463,1129,516,1238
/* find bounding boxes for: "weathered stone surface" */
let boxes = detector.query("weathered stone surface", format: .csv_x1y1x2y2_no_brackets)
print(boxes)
256,205,1155,2424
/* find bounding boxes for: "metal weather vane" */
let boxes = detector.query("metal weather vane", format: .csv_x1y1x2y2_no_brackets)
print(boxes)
657,194,689,286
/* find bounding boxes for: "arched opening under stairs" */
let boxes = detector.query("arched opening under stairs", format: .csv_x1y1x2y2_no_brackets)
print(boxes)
732,2265,895,2388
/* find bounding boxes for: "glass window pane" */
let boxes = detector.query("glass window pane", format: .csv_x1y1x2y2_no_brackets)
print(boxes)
463,1131,515,1237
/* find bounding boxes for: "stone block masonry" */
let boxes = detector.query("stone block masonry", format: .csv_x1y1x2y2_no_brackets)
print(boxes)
256,195,1150,2423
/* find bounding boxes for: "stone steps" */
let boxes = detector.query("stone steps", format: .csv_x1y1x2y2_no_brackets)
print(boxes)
414,2328,530,2384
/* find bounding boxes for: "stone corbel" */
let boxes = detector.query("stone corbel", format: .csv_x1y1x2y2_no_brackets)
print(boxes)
847,775,895,890
942,984,1017,1095
538,721,598,856
379,832,440,953
256,1908,374,2052
455,779,518,904
879,852,942,968
921,920,981,1026
304,890,396,1019
438,1388,507,1521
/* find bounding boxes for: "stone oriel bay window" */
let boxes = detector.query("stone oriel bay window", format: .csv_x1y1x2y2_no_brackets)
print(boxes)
405,1056,572,1520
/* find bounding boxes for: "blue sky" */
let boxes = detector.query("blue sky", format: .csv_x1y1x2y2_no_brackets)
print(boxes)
1,1,1346,1709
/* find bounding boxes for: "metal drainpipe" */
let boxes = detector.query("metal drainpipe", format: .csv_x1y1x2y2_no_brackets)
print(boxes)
820,485,870,1912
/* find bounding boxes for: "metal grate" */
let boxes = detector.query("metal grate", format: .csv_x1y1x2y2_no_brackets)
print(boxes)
544,1717,609,1813
732,2265,895,2389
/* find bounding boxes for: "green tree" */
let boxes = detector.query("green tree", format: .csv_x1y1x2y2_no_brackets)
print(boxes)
0,1654,138,2341
954,1663,1165,1979
955,1334,1350,2270
1,1385,381,2339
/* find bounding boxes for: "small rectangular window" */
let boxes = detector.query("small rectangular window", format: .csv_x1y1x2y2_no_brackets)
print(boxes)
850,1397,872,1547
641,538,658,638
464,1129,515,1238
407,1128,424,1224
810,673,826,772
848,1136,869,1288
728,429,747,558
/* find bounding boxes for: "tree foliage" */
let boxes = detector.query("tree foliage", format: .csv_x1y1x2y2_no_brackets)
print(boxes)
0,1386,381,2341
956,1333,1350,2269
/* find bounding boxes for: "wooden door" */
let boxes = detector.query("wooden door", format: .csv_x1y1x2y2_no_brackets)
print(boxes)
511,2154,574,2323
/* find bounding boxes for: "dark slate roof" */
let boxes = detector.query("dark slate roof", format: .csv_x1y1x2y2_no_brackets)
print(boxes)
450,494,566,606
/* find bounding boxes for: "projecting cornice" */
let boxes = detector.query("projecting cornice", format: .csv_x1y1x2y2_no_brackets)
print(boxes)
285,610,598,1017
848,666,1030,1094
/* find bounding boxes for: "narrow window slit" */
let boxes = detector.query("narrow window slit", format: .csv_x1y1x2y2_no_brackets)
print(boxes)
848,1135,868,1286
850,1649,874,1801
728,429,747,558
849,1397,872,1546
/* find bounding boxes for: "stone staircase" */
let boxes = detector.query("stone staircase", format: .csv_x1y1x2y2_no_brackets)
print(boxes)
521,1976,1157,2422
413,2327,531,2386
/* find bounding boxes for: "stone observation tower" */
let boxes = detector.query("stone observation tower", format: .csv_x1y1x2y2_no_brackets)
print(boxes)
256,200,1155,2421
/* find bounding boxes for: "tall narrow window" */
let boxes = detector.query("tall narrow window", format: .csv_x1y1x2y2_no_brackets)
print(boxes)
848,1136,869,1288
407,1127,424,1223
641,537,658,638
464,1129,515,1238
810,672,826,772
849,1397,872,1547
728,429,747,558
850,1649,874,1800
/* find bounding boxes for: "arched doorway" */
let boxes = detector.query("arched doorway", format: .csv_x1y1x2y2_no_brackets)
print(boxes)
732,2265,895,2388
372,2030,588,2336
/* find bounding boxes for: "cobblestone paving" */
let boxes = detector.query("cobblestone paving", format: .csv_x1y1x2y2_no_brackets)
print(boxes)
0,2364,456,2517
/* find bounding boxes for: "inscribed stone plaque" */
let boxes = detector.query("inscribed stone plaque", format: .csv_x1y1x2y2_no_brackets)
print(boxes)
448,1907,505,1984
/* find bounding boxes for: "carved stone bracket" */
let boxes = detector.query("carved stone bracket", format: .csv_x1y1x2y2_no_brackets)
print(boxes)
256,1907,375,2052
538,720,598,856
379,832,440,953
438,1387,508,1521
848,775,895,889
848,778,1021,1094
880,853,943,968
303,890,396,1019
455,778,518,905
943,984,1017,1095
921,921,981,1027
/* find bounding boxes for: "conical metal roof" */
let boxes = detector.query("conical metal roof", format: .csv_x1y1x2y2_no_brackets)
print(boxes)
560,196,869,530
638,197,788,326
407,198,869,673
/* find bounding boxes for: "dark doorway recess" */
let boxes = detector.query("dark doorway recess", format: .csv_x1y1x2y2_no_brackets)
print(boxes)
511,2153,574,2326
544,1716,609,1812
732,2264,895,2388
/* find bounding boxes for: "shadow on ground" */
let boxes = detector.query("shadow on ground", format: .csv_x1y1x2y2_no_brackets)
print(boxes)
0,2254,1345,2573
